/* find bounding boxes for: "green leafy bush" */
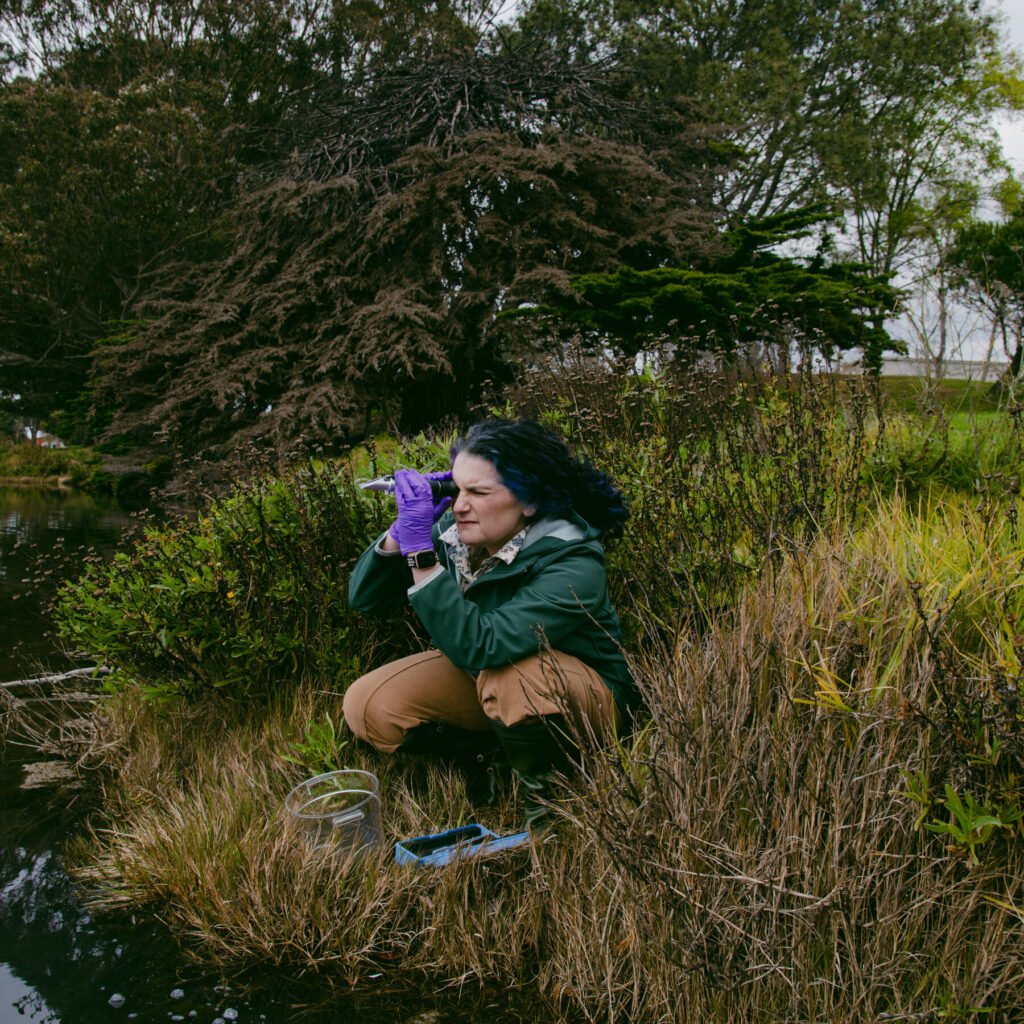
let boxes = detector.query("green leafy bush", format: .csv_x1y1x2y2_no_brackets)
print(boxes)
55,444,450,701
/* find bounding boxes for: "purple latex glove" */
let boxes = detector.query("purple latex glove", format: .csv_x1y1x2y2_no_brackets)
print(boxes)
391,469,453,555
387,470,453,545
387,470,453,546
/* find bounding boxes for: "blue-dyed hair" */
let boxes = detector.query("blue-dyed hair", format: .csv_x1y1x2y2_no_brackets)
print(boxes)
452,419,628,539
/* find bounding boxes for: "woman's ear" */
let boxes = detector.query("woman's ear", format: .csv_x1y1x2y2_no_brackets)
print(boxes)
524,505,537,519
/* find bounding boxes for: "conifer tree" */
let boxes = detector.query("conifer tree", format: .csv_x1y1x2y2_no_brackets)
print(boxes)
516,207,901,368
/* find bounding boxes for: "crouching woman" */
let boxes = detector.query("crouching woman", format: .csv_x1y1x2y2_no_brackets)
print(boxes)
343,418,636,825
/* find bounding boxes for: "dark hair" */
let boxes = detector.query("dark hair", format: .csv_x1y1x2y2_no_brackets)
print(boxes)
452,419,628,539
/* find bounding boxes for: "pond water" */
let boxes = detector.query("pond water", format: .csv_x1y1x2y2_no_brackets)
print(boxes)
0,486,525,1024
0,486,134,682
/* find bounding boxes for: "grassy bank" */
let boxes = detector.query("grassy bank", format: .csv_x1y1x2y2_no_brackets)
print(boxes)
20,354,1024,1022
0,441,114,491
879,374,1010,416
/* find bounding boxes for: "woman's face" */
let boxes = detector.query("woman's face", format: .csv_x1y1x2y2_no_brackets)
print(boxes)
451,452,535,555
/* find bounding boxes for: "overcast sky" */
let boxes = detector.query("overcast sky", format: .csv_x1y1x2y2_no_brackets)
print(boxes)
996,0,1024,177
878,1,1023,368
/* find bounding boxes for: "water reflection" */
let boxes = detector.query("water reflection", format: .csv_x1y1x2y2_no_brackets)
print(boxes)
0,756,307,1023
0,487,135,682
0,750,515,1024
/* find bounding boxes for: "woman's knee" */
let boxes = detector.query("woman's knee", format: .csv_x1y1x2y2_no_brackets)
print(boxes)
342,658,432,753
342,650,485,753
342,670,404,751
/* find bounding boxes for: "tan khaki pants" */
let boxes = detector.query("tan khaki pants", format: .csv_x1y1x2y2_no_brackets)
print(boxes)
342,649,620,753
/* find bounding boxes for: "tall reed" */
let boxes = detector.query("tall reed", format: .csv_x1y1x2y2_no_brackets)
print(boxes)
545,497,1024,1021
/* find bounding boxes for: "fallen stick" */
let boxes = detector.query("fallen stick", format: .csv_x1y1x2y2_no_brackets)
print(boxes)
16,694,100,704
1,666,110,689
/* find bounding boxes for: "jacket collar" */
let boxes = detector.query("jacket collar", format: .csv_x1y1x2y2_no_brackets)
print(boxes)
438,522,528,582
438,514,587,556
437,514,590,590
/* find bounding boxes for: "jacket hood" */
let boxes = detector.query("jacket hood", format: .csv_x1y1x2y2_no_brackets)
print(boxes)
523,513,590,548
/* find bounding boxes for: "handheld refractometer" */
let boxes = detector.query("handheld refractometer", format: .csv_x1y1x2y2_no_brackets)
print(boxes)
359,475,459,499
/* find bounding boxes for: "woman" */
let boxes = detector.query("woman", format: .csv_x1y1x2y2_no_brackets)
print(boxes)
343,418,636,825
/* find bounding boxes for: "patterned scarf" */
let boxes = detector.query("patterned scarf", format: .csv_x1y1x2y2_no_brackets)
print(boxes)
438,522,529,592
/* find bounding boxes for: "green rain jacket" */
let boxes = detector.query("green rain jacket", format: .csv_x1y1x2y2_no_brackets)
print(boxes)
347,511,636,714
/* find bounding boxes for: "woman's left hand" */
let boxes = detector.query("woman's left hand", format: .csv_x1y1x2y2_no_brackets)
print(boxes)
394,469,439,555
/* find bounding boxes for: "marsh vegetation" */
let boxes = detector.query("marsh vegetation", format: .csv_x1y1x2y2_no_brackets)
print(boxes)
14,351,1024,1023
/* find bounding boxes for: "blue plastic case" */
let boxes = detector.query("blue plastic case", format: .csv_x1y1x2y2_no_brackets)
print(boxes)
394,824,531,867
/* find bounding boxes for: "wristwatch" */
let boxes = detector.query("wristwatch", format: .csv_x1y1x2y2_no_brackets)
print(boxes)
405,549,438,569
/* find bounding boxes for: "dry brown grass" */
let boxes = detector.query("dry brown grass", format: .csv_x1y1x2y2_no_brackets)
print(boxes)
27,493,1024,1022
549,497,1024,1021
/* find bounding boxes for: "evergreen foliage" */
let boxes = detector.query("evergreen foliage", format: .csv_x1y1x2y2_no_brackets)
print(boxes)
0,0,1021,460
0,0,508,442
0,0,343,438
0,76,234,433
519,208,901,367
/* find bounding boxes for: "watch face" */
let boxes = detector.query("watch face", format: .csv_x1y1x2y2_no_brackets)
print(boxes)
407,550,437,569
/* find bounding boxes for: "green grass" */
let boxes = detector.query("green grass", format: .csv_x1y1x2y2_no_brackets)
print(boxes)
880,374,1008,415
0,441,103,484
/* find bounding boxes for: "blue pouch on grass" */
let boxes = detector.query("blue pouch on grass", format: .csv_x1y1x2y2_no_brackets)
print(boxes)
395,824,530,867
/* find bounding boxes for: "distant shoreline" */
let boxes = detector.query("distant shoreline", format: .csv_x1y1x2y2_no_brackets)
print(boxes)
876,357,1009,381
0,475,73,489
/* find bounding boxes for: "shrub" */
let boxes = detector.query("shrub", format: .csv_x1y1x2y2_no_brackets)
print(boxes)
54,439,452,701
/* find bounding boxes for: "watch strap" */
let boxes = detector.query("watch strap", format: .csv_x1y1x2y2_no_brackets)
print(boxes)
405,549,438,569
